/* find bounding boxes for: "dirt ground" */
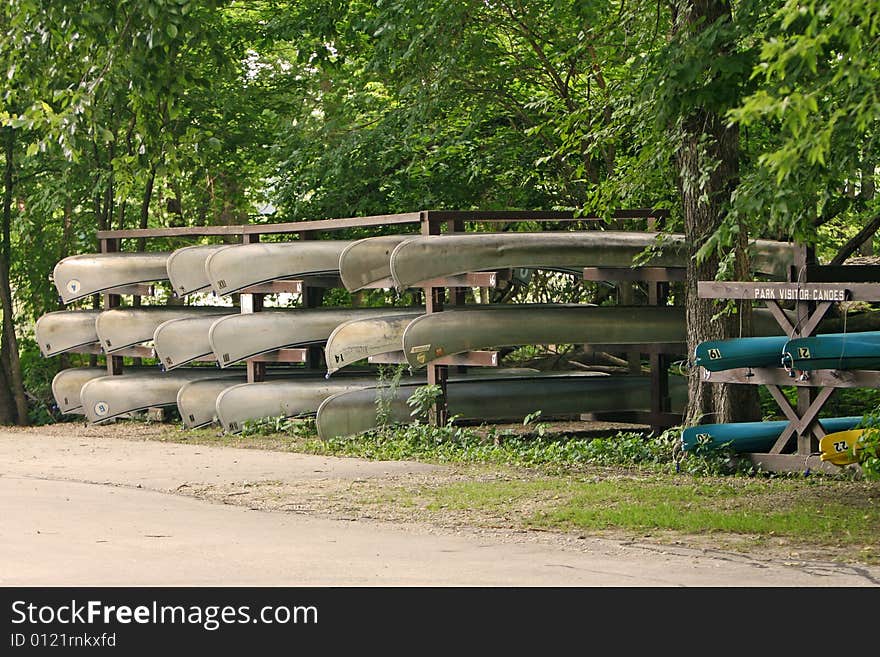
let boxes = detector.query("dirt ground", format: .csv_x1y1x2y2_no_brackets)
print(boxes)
3,421,879,579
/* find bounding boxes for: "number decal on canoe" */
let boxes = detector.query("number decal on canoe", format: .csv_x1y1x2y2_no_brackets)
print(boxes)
217,279,227,289
93,401,109,416
707,348,722,360
798,347,811,359
833,440,849,453
66,279,81,294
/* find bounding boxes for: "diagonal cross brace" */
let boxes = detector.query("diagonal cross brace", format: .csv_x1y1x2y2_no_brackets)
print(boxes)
768,386,834,454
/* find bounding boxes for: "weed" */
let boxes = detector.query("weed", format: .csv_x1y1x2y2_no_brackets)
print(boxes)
241,415,316,438
375,364,405,429
406,384,443,421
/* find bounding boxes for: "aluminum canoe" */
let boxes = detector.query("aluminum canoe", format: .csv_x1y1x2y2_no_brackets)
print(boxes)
205,241,353,296
402,305,794,370
316,373,687,439
216,376,384,434
338,235,419,291
95,307,230,353
53,252,170,304
782,331,880,371
388,232,795,290
401,305,686,369
80,368,243,423
324,311,425,375
176,376,247,428
166,244,229,297
177,369,382,429
51,367,113,414
35,310,101,357
682,417,862,454
153,314,236,370
209,307,419,367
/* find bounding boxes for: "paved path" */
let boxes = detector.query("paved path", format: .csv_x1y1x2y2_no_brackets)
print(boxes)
2,431,879,586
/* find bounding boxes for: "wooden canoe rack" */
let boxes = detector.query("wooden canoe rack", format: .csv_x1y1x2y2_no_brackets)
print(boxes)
697,246,880,473
95,208,669,426
580,265,686,432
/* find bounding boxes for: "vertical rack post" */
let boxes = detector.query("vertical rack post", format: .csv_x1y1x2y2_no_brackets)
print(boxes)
299,230,324,370
647,213,671,431
242,233,266,383
100,237,124,375
421,211,448,425
794,244,819,455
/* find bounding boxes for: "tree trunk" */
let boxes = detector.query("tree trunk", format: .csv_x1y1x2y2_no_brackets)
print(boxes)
859,161,875,256
0,359,14,424
676,1,760,426
1,126,29,424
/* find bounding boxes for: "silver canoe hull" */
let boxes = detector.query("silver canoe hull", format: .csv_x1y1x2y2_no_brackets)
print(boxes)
35,310,101,357
338,235,417,291
316,374,687,439
324,311,425,374
400,305,792,369
401,305,685,369
215,377,382,434
80,369,243,423
166,244,229,297
177,370,381,429
153,315,236,370
176,377,248,428
51,367,112,414
53,252,170,304
95,307,230,353
388,232,795,290
205,241,353,296
209,307,419,368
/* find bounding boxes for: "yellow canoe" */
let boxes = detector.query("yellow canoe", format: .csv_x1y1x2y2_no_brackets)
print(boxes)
818,429,873,466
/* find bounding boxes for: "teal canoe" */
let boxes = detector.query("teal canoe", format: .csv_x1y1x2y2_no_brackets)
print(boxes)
682,416,862,453
694,336,790,372
782,331,880,371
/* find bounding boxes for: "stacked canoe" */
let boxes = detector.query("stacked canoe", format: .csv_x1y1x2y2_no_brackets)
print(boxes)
39,230,799,438
689,329,880,458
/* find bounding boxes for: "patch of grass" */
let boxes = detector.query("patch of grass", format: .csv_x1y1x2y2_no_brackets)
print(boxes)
418,476,880,547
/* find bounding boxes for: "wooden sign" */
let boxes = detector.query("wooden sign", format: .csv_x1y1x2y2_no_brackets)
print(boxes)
695,281,880,301
752,286,847,302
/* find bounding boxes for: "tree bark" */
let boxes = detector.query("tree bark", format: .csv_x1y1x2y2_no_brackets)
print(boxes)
676,1,760,426
1,126,29,424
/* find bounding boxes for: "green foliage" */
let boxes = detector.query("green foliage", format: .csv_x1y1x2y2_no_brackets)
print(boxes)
307,419,767,477
406,384,443,421
240,415,316,438
374,363,405,429
855,429,880,481
854,410,880,480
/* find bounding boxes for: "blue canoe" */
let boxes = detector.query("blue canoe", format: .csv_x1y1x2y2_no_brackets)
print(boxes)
694,336,790,372
682,416,863,453
781,331,880,371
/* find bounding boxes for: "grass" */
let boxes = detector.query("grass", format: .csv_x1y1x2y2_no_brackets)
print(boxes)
366,474,880,558
133,417,880,563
